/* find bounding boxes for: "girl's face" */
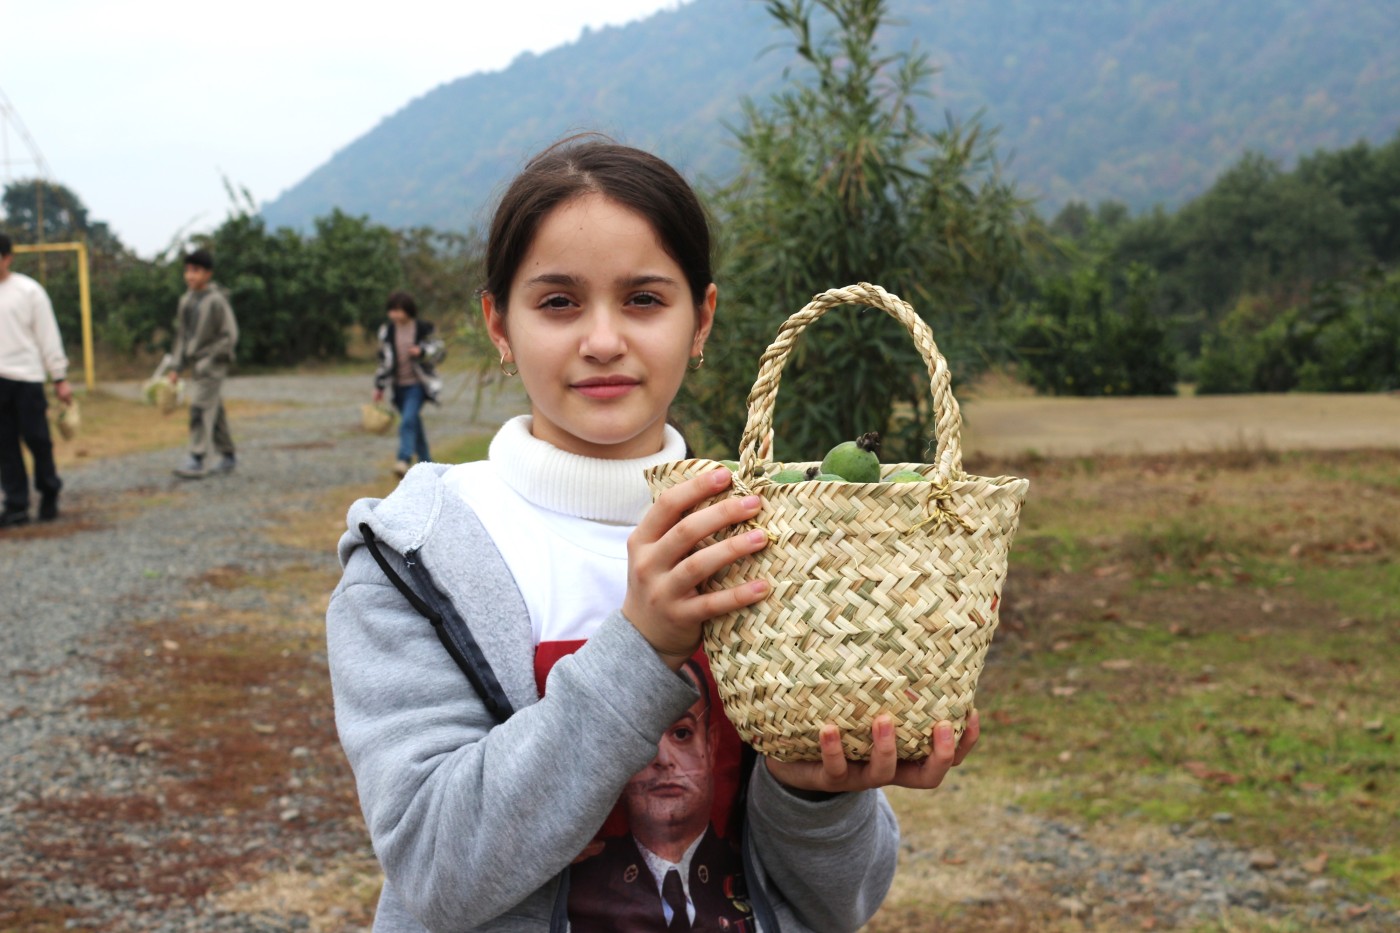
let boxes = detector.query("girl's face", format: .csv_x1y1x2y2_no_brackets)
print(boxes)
483,194,714,460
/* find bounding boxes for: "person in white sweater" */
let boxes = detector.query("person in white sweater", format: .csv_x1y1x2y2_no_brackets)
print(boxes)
326,137,980,932
0,232,73,527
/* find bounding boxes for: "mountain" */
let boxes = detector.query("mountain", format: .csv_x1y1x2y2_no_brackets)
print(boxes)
260,0,1400,232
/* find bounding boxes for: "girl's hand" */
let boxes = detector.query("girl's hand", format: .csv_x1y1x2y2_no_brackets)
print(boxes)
766,710,981,794
623,467,769,669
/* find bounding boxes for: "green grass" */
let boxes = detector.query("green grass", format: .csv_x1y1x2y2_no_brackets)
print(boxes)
967,449,1400,903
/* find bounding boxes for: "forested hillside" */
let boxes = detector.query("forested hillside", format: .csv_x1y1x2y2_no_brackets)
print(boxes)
261,0,1399,233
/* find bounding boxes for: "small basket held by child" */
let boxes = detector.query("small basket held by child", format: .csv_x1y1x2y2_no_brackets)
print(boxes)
360,402,397,435
645,283,1030,762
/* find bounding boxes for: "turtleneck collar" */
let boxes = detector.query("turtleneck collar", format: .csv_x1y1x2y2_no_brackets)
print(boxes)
488,415,688,525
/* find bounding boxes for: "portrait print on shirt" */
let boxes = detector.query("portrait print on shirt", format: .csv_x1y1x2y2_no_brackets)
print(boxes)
534,648,755,932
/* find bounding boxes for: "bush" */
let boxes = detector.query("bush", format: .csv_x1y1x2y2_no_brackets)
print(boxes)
1013,264,1178,396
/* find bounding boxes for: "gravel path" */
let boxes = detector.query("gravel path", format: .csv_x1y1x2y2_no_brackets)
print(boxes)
2,375,1395,931
0,372,526,931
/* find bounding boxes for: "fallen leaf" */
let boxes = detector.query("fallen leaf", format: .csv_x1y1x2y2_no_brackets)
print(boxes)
1303,853,1329,874
1051,685,1078,697
1281,690,1317,708
251,722,277,735
1183,761,1241,784
1100,658,1134,671
161,639,180,651
1363,719,1384,732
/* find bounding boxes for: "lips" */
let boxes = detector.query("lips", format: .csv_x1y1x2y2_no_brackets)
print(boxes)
573,375,640,399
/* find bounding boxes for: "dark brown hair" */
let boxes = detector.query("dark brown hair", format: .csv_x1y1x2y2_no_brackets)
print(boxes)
483,135,713,313
386,290,418,318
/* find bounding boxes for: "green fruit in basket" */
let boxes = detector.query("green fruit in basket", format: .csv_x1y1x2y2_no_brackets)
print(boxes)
811,473,846,482
886,470,925,483
820,432,882,483
718,459,740,471
769,468,808,483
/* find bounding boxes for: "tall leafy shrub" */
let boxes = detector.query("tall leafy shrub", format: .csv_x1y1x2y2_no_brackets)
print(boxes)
680,0,1034,462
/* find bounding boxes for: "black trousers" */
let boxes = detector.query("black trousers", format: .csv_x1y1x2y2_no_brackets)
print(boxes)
0,376,61,513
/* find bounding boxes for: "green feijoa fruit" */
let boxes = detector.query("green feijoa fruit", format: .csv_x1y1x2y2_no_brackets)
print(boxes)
886,470,925,483
810,472,846,482
769,468,808,483
718,459,740,471
819,431,882,483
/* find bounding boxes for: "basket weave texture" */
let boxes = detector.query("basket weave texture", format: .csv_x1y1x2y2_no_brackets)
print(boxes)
645,283,1029,761
360,402,397,434
55,399,81,440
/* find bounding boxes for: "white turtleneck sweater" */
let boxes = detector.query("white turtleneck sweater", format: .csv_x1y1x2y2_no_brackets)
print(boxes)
441,415,688,645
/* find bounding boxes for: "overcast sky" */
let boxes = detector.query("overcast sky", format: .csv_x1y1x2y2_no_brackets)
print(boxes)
0,0,686,256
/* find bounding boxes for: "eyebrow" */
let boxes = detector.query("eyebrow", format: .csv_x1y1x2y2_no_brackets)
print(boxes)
522,272,682,290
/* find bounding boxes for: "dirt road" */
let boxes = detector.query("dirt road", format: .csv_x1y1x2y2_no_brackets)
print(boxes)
959,391,1400,459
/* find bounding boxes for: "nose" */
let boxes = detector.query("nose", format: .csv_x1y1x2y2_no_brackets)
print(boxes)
580,307,626,363
651,736,678,770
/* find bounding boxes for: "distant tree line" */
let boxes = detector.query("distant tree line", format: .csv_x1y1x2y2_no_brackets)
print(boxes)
2,0,1394,460
1023,134,1400,396
0,179,486,373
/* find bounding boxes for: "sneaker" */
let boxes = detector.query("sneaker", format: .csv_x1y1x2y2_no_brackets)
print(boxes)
210,453,237,475
174,455,206,479
38,493,59,522
393,460,410,478
0,509,30,529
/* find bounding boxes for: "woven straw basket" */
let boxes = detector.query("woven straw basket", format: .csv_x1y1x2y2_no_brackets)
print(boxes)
55,399,81,441
645,283,1029,761
360,402,396,434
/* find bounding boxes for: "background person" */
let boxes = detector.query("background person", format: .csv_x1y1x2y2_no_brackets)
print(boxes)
327,137,977,933
371,290,444,478
0,231,73,527
168,248,238,479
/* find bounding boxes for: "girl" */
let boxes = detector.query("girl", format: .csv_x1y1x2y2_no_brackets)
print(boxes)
372,290,445,477
327,138,979,932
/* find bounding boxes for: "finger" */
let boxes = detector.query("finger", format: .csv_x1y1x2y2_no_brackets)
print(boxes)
863,714,898,788
675,521,768,587
680,577,770,625
952,710,980,767
644,493,764,584
818,723,849,783
634,468,734,550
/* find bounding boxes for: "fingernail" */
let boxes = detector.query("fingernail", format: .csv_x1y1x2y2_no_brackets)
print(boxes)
749,580,769,596
741,495,761,510
747,529,768,545
711,469,729,487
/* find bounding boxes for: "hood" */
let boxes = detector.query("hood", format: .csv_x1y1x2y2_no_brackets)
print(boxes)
338,462,453,566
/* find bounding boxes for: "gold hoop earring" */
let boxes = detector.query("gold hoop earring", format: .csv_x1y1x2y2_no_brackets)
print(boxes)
500,354,518,377
688,352,705,372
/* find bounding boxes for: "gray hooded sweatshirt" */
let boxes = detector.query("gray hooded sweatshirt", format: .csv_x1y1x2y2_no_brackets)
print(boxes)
327,463,900,932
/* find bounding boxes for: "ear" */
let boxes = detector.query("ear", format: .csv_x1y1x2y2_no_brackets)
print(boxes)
691,283,717,357
481,292,512,359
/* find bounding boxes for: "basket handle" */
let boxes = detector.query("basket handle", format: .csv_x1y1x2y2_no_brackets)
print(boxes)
736,282,963,481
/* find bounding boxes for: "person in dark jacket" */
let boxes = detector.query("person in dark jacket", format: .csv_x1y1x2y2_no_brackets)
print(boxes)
372,290,444,477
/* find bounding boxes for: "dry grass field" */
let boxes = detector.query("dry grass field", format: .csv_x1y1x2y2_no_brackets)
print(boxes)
9,380,1397,931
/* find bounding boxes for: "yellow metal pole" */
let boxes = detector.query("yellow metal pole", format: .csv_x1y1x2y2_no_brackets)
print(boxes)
76,241,94,390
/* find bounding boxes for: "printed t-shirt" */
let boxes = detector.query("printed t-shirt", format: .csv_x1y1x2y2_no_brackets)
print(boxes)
443,459,756,930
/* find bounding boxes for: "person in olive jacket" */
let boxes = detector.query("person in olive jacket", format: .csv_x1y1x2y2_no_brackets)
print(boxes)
168,248,238,479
